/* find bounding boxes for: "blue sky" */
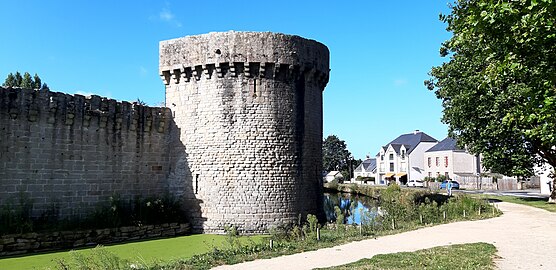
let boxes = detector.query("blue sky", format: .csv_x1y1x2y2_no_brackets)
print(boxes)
0,1,452,159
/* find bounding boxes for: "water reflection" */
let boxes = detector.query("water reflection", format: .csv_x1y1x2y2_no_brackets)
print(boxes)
323,192,378,224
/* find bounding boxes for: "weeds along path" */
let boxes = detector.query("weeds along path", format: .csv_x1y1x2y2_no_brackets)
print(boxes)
212,202,556,270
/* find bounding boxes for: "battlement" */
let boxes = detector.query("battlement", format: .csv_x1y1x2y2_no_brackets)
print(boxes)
0,87,171,133
159,31,330,89
159,61,329,89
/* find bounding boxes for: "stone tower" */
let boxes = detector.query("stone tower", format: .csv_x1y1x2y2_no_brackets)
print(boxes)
159,31,329,233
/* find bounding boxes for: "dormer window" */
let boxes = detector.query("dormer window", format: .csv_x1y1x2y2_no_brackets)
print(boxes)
401,149,406,159
389,153,394,160
380,155,384,161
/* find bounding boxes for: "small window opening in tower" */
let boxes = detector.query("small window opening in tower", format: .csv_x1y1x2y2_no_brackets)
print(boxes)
195,174,199,194
253,79,257,96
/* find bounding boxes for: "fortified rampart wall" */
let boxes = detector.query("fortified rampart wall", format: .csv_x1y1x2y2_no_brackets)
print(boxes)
0,31,329,234
0,87,181,218
160,31,329,233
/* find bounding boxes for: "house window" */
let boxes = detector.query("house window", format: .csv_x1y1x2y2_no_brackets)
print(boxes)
427,157,431,167
379,163,384,172
445,172,449,179
435,157,439,167
389,153,394,160
401,150,406,159
428,172,432,178
389,162,394,172
445,156,449,167
380,155,384,161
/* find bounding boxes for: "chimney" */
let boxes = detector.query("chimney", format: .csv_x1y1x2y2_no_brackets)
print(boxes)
413,130,420,134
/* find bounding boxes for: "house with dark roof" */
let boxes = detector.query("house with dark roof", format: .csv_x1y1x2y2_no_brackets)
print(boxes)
353,157,376,183
423,137,480,180
376,130,438,185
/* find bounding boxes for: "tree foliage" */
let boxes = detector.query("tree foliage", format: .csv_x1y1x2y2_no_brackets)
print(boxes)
3,71,45,89
323,135,352,175
426,0,556,185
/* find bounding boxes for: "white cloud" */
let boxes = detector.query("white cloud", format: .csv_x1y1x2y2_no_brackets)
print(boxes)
153,6,182,28
159,8,174,21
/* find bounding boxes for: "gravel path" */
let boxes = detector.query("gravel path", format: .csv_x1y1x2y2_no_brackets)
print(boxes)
213,202,556,270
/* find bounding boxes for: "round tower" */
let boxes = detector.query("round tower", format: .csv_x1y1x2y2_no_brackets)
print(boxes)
159,31,329,233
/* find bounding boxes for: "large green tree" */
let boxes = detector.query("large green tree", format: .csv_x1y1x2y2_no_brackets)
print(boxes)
323,135,353,179
426,0,556,200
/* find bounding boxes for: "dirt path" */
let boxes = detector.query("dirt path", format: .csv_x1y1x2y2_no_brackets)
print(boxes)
213,202,556,270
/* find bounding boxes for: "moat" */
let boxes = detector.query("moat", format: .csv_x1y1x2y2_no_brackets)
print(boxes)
323,192,378,224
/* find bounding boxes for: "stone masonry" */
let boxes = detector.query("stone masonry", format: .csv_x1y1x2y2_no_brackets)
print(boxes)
160,31,329,233
0,31,329,234
0,88,181,218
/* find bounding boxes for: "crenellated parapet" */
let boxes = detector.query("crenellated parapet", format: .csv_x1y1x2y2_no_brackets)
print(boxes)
159,62,329,89
159,31,330,89
0,87,171,134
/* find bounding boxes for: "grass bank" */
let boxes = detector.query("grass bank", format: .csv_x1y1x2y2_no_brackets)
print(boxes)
317,242,497,270
480,195,556,212
0,234,265,270
8,184,501,270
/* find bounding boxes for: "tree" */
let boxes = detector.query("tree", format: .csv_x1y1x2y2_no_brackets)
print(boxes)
33,73,41,89
14,72,22,87
323,135,352,179
426,0,556,200
3,73,16,87
3,71,45,89
21,72,33,89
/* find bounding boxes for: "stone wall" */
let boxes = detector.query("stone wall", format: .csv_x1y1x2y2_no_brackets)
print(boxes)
0,87,182,219
0,223,189,256
160,31,329,233
0,31,329,235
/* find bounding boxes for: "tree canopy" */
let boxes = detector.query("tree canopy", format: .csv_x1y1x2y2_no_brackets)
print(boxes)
323,135,357,180
426,0,556,197
3,71,46,90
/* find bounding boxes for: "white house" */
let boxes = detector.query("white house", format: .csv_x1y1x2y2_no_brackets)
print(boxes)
324,171,343,183
353,157,377,183
423,137,481,181
376,130,438,185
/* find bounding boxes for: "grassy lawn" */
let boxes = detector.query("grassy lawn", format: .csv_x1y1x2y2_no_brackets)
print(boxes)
317,242,497,270
480,195,556,212
0,234,265,270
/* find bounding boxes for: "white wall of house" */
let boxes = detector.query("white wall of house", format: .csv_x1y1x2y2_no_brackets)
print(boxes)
376,143,436,183
325,171,343,182
424,150,479,179
408,142,436,180
453,151,479,174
